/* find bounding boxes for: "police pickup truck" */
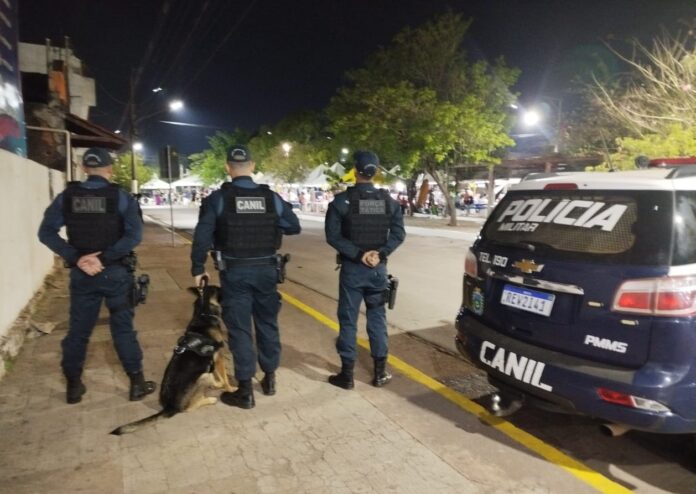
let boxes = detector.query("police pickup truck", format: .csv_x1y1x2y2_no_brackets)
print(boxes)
455,167,696,434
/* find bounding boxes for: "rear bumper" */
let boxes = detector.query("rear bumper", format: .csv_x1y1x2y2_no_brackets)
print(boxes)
455,308,696,434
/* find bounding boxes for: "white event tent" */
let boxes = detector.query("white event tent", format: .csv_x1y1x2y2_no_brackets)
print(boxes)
140,177,172,190
171,174,204,187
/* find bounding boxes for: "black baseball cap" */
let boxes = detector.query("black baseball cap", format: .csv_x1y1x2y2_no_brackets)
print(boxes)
353,150,379,178
82,148,113,168
227,144,252,163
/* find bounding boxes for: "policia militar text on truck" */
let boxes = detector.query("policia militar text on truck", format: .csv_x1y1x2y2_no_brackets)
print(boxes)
456,166,696,437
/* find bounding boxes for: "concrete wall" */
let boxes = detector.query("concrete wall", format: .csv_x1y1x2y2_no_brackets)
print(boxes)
19,42,96,120
0,150,64,354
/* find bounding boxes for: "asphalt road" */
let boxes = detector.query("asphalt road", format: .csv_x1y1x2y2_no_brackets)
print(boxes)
143,205,696,493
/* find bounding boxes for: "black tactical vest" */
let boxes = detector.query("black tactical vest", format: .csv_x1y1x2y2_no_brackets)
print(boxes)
215,183,281,257
342,187,392,250
63,182,123,253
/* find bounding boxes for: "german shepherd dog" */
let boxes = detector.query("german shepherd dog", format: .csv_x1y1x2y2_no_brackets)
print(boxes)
111,277,234,435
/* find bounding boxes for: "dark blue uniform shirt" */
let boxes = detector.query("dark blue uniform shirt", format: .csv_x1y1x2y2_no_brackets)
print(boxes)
38,176,143,265
190,176,301,276
325,183,406,261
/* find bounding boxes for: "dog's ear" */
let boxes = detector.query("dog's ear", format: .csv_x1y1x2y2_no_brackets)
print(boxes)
187,287,201,297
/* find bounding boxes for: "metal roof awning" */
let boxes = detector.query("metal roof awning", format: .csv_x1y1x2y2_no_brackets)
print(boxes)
65,113,127,150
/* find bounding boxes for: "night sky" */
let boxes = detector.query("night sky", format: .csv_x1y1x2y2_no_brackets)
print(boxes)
19,0,696,158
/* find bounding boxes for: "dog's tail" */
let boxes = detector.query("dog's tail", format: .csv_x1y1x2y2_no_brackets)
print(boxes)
110,409,177,435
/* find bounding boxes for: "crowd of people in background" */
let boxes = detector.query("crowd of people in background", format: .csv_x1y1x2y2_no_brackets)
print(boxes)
139,183,491,218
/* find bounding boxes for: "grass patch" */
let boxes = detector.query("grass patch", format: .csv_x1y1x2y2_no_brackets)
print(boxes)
3,357,14,374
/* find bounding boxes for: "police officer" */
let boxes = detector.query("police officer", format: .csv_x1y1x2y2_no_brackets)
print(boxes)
190,144,300,409
38,148,156,404
325,150,405,389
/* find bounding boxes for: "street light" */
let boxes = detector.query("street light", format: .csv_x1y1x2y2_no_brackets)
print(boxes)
341,147,349,155
521,109,541,127
168,99,184,111
519,98,563,153
282,142,292,157
129,98,185,193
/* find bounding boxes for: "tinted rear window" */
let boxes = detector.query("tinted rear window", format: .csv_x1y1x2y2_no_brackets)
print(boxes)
481,190,673,265
674,191,696,264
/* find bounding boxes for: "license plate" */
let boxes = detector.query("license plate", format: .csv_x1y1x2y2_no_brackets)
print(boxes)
500,284,555,316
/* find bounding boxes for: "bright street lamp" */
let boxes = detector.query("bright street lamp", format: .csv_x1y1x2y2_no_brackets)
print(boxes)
519,97,563,153
168,99,184,112
341,147,349,155
522,109,541,127
129,98,185,193
281,142,292,157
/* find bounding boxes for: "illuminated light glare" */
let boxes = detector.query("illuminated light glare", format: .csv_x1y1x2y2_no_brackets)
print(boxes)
522,109,541,127
133,142,144,152
281,142,292,154
114,130,121,134
152,87,163,93
169,100,184,111
394,181,406,192
341,147,349,154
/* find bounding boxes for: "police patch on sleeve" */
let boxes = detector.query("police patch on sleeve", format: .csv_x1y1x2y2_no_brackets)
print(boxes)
71,196,107,213
359,199,386,215
235,197,267,213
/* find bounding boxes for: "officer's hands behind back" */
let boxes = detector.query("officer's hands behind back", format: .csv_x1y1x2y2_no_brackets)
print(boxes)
361,250,380,268
77,252,103,276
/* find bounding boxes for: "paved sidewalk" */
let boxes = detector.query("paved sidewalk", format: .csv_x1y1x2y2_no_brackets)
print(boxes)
0,222,594,494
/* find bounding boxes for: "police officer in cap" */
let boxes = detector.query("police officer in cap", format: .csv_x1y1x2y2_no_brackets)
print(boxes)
325,150,405,389
38,148,156,404
190,144,300,409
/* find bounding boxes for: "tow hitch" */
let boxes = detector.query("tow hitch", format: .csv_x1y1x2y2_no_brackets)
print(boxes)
488,390,525,417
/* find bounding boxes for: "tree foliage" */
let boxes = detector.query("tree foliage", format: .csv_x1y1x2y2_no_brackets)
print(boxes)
594,27,696,136
189,129,251,185
327,13,518,224
248,111,333,180
112,152,153,190
607,124,696,170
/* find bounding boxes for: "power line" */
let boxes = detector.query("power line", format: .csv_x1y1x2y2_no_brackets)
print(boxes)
117,0,175,132
181,0,259,94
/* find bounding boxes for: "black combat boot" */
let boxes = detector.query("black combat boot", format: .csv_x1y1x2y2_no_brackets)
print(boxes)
261,372,276,396
221,379,255,409
66,376,86,404
128,371,157,401
328,360,354,390
372,357,392,387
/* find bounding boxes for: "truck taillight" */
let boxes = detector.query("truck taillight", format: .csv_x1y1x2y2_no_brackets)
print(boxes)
612,276,696,316
464,249,478,278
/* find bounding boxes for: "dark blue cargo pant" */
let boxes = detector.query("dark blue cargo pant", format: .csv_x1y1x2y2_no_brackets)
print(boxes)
220,264,281,381
336,260,389,363
62,265,144,378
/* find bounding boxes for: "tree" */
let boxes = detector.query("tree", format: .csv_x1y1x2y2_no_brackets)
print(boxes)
593,27,696,136
189,129,251,185
607,124,696,169
248,111,333,183
112,153,153,190
327,13,518,225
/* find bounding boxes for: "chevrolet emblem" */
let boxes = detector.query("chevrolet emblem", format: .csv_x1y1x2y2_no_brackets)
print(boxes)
512,259,544,274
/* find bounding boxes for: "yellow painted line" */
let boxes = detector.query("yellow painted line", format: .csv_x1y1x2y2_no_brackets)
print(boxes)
279,289,631,494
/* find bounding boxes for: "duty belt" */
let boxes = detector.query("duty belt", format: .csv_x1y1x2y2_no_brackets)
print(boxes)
224,256,277,267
